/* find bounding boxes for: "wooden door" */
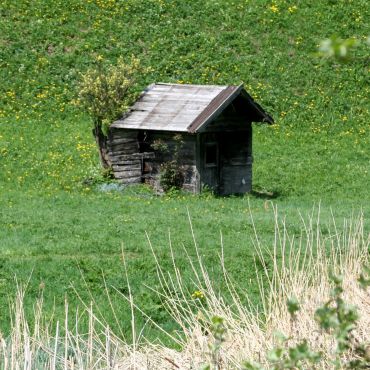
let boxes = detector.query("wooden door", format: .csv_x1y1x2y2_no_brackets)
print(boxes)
199,133,220,192
218,131,252,195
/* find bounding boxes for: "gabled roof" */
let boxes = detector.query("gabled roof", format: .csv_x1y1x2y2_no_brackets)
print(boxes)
111,83,273,133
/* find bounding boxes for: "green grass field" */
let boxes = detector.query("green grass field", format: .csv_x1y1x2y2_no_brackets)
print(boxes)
0,0,369,343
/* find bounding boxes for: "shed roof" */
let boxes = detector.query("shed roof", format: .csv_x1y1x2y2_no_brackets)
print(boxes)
111,83,273,133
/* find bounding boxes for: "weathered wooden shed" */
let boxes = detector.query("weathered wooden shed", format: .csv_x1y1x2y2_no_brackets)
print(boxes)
108,83,273,195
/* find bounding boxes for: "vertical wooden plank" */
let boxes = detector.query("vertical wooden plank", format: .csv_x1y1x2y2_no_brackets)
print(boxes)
195,133,202,193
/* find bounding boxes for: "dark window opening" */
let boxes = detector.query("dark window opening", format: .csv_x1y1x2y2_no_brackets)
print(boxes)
205,143,218,167
138,130,152,152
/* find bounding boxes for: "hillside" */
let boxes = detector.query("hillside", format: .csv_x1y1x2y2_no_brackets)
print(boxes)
0,0,369,340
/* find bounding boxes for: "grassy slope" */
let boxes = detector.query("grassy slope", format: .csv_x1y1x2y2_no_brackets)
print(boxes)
0,0,369,341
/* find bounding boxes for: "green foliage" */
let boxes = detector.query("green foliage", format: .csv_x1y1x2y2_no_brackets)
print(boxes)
263,339,321,370
358,265,370,290
315,273,364,368
158,134,185,192
159,160,185,192
286,297,300,318
242,271,370,370
82,166,115,186
318,36,360,61
201,316,227,370
242,329,321,369
210,316,227,351
151,139,169,153
76,56,142,134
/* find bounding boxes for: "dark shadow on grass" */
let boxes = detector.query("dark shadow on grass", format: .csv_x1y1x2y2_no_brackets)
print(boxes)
250,189,281,199
213,189,282,199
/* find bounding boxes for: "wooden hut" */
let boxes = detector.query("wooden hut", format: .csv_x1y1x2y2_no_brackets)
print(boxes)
108,83,273,195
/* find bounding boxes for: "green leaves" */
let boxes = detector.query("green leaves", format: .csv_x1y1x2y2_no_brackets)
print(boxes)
313,271,370,368
265,339,321,369
315,272,359,355
315,304,339,331
77,56,143,131
288,340,321,364
201,315,227,370
287,297,300,317
267,347,284,363
358,265,370,290
242,299,321,370
318,35,360,62
243,269,369,369
242,361,265,370
210,315,226,349
159,134,185,192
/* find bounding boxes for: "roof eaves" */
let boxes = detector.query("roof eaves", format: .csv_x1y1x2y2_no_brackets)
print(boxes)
240,90,274,124
187,84,243,133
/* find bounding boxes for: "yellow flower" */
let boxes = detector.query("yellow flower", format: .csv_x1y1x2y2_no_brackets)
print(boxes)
269,4,279,13
192,290,205,300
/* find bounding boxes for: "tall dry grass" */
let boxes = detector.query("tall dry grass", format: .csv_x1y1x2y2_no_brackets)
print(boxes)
0,208,369,369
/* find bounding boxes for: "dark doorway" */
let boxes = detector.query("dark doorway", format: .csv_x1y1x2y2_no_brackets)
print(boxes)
200,133,220,192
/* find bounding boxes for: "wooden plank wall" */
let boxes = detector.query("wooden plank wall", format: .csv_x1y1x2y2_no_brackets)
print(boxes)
219,128,252,194
107,128,199,192
199,108,253,195
108,128,142,184
142,132,198,193
108,106,253,194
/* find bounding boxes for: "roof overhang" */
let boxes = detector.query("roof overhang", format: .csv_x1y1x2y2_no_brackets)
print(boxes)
187,84,274,133
111,83,274,133
187,85,243,133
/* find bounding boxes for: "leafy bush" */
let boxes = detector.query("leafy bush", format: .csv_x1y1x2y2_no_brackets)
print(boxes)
77,56,141,133
76,56,143,167
159,160,185,192
241,270,370,370
152,134,185,192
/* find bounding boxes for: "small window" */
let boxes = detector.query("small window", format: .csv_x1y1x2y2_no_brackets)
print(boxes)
205,143,218,167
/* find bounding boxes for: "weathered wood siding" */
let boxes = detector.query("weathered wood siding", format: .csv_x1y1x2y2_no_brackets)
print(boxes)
108,97,254,194
141,131,198,193
198,104,253,195
111,83,225,132
108,128,142,184
108,128,199,192
219,130,252,195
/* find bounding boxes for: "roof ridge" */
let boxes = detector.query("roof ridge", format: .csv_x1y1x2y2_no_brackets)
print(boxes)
187,84,243,133
155,82,230,88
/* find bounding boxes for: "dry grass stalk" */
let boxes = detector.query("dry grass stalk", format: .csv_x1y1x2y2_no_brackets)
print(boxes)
0,208,368,369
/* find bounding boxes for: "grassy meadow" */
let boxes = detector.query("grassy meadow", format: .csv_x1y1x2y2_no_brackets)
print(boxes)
0,0,369,344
